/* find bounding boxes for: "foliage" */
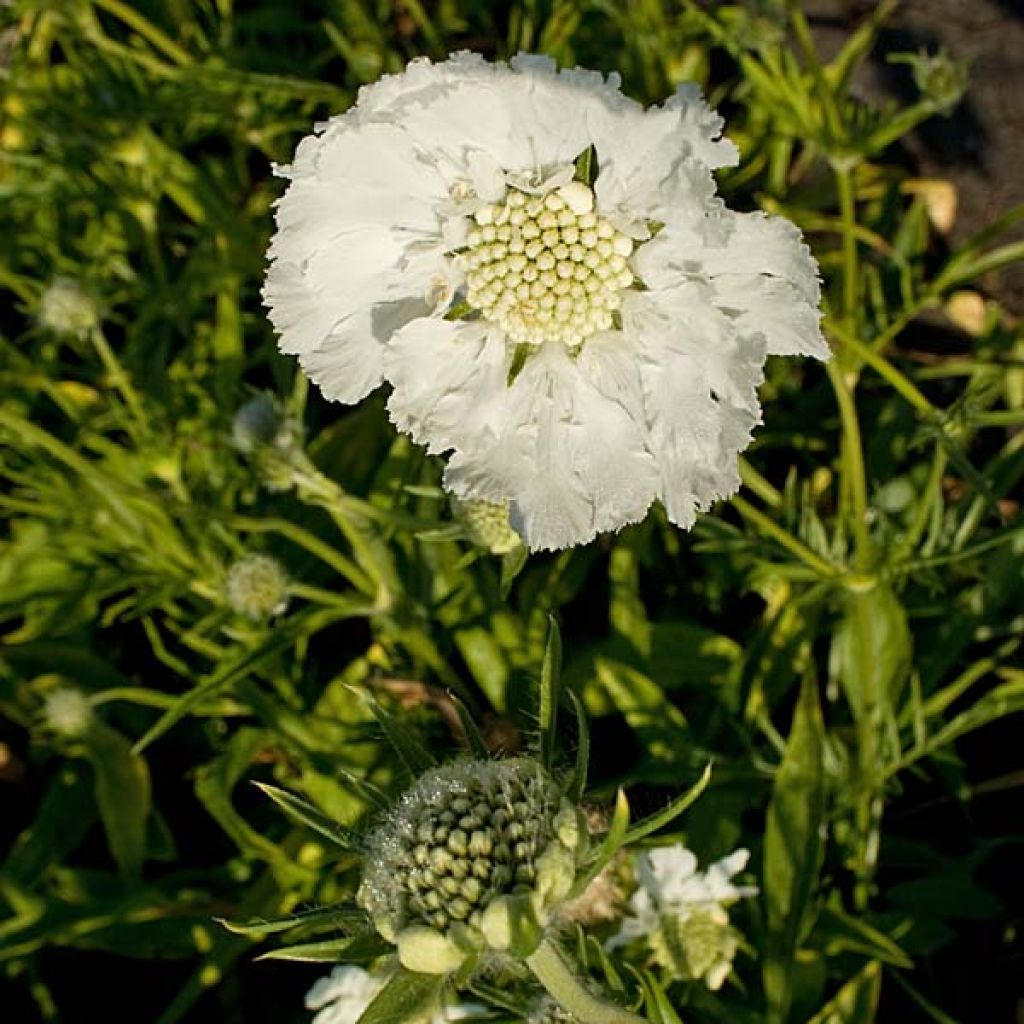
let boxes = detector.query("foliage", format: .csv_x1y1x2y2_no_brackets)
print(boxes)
1,2,1022,1022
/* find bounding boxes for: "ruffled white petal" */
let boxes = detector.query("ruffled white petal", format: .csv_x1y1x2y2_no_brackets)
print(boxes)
444,343,659,551
384,318,510,455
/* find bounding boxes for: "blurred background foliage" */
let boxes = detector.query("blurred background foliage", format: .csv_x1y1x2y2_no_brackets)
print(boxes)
1,1,1022,1022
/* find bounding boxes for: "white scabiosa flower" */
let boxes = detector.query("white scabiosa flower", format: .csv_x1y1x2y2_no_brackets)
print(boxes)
265,53,828,550
37,277,100,337
606,845,756,990
40,687,94,738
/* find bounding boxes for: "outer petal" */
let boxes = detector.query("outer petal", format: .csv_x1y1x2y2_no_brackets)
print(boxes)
620,290,766,529
264,123,451,402
444,343,659,551
634,209,828,360
384,318,510,455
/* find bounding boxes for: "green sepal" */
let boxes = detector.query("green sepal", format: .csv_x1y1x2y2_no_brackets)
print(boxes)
218,903,362,938
253,782,359,850
359,691,437,776
565,688,590,803
449,692,490,758
538,616,563,772
257,930,392,964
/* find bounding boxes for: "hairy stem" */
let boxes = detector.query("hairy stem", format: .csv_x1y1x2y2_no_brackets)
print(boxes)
526,938,645,1024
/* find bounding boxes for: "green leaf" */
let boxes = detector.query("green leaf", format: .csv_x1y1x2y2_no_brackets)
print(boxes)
360,691,437,777
763,675,826,1024
621,762,712,847
565,688,590,803
218,904,363,938
831,579,912,723
253,783,360,851
84,721,151,879
805,961,882,1024
499,543,528,599
356,968,446,1024
449,692,490,758
538,616,563,772
258,931,392,963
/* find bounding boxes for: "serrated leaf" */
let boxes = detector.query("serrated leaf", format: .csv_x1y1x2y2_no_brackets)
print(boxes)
254,783,359,850
356,968,446,1024
763,675,826,1024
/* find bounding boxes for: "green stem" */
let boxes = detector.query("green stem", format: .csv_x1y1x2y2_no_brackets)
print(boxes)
731,495,839,578
526,939,645,1024
835,166,859,327
826,362,873,570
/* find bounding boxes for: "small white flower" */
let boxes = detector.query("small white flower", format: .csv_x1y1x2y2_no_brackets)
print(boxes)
305,965,481,1024
225,553,289,620
265,53,828,551
38,278,99,337
607,845,756,989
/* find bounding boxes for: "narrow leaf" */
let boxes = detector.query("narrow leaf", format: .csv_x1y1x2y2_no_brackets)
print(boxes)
449,692,490,758
254,782,359,850
565,689,590,803
361,692,437,776
763,676,827,1024
621,762,712,847
218,904,362,938
258,931,391,964
538,616,563,771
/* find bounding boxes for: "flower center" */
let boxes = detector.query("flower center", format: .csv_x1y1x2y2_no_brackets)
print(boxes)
459,181,636,349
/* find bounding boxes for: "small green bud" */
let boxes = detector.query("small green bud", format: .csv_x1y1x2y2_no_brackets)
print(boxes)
396,926,467,975
225,554,289,620
479,893,544,955
534,841,575,905
452,498,523,555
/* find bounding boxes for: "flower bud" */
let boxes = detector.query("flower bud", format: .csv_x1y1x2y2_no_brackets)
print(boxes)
37,278,100,337
41,687,93,738
225,554,289,620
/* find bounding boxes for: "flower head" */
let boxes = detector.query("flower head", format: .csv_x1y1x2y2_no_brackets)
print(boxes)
38,277,100,337
265,53,828,551
453,498,523,556
606,845,756,989
225,553,289,620
41,687,94,737
358,758,583,968
231,393,304,492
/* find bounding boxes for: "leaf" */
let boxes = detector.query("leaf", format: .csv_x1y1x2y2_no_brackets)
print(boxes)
258,931,392,964
621,762,712,847
356,968,446,1024
360,691,438,777
449,692,490,758
254,783,360,851
218,904,363,938
813,904,914,968
499,543,528,598
565,688,590,803
805,961,882,1024
831,579,912,724
538,616,563,771
84,720,151,879
763,675,827,1024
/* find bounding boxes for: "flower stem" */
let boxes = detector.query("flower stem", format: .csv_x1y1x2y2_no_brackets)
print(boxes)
526,939,646,1024
731,496,839,578
835,165,859,327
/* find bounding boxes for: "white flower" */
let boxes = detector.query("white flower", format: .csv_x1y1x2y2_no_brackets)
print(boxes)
41,687,94,737
225,553,289,620
305,965,481,1024
265,53,828,551
606,845,756,989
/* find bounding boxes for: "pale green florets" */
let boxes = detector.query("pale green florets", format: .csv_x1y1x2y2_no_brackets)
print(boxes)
37,278,100,337
530,999,579,1024
358,758,581,953
225,554,289,620
41,687,94,737
454,499,522,556
650,906,740,991
459,182,636,350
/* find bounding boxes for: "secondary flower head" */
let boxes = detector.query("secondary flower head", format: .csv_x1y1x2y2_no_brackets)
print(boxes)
266,53,828,550
225,553,289,620
607,845,757,990
41,687,94,737
357,757,585,970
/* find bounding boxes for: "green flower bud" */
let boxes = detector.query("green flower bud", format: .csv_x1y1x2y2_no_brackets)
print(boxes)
357,758,578,959
225,554,289,621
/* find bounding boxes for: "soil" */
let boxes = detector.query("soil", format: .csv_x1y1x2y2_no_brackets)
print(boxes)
807,0,1024,311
